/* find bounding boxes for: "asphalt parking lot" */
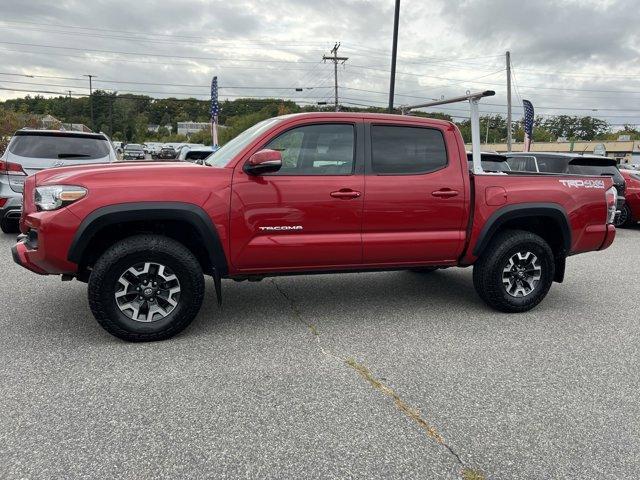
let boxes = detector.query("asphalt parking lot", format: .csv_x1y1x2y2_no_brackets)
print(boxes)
1,228,639,480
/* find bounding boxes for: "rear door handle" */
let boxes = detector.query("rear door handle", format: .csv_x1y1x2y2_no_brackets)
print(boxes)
330,189,361,199
431,189,459,198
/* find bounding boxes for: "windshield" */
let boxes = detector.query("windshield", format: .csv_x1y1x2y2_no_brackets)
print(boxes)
9,134,110,159
468,160,511,172
126,144,143,150
205,117,282,167
568,164,624,183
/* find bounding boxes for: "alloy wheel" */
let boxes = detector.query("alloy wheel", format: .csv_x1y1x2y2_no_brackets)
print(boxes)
501,251,542,298
115,262,181,322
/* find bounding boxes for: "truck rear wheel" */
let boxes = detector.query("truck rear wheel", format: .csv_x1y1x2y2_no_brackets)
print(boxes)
473,229,555,313
88,235,205,342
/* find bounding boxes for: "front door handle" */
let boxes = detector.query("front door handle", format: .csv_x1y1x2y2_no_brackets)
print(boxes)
330,189,361,199
431,188,459,198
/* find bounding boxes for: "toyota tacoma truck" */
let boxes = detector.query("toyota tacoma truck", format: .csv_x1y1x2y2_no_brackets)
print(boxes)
12,93,618,342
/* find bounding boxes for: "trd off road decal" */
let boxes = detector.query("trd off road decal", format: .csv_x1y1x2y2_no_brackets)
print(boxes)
559,179,606,189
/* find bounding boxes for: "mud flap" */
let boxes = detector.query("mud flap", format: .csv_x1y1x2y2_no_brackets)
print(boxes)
554,256,566,283
213,268,222,306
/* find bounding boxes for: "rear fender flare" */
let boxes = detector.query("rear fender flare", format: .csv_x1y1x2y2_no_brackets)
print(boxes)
473,203,572,259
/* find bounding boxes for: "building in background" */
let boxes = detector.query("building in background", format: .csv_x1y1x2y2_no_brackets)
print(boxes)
61,123,92,132
147,124,172,133
177,122,210,136
467,138,640,165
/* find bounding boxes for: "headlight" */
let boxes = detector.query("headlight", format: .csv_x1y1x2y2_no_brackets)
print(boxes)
35,185,87,211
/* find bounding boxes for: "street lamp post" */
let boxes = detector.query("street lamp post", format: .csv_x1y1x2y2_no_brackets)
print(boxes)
388,0,401,113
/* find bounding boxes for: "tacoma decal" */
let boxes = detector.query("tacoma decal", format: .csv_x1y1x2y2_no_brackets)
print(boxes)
259,225,303,231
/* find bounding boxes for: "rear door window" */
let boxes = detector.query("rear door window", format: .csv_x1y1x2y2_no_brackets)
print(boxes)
9,134,110,160
370,125,447,174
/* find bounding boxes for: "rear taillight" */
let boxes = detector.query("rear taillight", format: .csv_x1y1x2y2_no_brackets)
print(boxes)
0,160,26,176
605,186,617,224
0,198,7,207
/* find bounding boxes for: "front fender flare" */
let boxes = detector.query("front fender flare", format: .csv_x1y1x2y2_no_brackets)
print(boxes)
67,202,228,275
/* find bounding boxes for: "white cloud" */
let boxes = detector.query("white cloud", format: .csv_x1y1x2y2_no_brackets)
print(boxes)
1,0,639,124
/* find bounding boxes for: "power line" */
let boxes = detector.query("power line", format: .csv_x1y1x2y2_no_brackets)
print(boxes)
0,72,332,90
0,46,316,70
0,41,321,65
0,18,331,45
0,23,330,51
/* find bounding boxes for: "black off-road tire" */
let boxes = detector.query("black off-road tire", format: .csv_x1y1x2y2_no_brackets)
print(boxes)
88,234,205,342
473,229,555,313
1,217,19,234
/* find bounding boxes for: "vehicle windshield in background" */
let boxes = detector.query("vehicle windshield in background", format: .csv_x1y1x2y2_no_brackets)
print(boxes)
125,144,143,151
206,117,281,167
568,164,624,183
186,151,212,161
466,153,511,172
9,134,110,159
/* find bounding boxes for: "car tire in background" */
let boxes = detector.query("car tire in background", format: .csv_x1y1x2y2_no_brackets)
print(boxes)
88,234,205,342
1,217,20,234
615,204,634,228
473,229,555,313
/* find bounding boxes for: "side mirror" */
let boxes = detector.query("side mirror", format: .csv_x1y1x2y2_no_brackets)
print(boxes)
244,149,282,175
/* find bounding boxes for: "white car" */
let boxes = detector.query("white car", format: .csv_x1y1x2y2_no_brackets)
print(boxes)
179,146,218,164
0,129,116,233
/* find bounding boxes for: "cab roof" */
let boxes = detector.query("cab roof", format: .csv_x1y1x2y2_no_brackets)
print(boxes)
275,111,456,128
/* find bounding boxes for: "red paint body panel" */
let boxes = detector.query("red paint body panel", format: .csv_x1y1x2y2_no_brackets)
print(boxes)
361,118,468,265
13,112,616,279
460,173,614,264
620,170,640,222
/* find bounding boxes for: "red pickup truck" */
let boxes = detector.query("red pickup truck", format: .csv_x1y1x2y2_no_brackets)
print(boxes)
12,111,617,341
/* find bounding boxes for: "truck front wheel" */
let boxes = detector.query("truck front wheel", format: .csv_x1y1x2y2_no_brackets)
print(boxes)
473,230,555,313
88,235,205,342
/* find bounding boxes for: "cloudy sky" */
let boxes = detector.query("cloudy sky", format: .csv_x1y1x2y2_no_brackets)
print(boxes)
1,0,639,125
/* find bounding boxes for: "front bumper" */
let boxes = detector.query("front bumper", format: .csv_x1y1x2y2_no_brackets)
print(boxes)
12,237,47,274
13,208,80,275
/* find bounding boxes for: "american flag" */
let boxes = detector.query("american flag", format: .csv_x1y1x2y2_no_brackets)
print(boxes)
210,76,219,146
523,99,534,152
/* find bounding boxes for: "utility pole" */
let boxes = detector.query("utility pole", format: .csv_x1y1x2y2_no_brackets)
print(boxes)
83,74,96,132
109,91,115,137
323,43,348,112
506,51,512,151
67,90,73,125
388,0,401,113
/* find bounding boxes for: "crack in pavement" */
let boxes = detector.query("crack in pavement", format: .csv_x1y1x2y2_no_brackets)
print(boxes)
271,279,486,480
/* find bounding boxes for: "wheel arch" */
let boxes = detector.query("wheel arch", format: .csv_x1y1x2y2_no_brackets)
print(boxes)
68,202,228,277
473,203,571,282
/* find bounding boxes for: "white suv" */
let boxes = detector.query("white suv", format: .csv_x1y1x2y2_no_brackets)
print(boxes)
0,129,116,233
